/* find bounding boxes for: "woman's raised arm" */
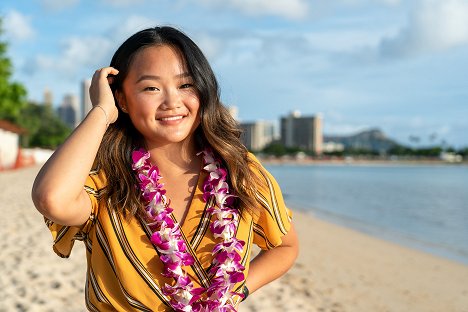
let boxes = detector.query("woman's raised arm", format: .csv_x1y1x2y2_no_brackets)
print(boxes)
31,67,119,226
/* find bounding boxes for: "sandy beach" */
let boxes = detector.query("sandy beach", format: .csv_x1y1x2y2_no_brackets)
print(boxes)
1,165,468,312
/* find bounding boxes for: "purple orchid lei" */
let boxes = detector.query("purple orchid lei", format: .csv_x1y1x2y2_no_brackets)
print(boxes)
132,148,246,312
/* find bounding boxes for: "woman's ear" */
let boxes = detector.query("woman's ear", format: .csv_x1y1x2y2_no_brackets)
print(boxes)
115,90,128,113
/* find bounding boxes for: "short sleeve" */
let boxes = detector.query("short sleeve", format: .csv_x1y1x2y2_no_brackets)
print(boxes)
250,155,293,250
44,170,104,258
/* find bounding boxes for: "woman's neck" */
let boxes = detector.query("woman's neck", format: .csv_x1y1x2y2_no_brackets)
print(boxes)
146,140,201,176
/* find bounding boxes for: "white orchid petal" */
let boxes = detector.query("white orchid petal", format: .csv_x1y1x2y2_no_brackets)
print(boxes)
132,148,244,309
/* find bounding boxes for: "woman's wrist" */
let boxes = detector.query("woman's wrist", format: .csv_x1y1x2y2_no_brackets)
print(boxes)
241,285,249,301
92,105,109,128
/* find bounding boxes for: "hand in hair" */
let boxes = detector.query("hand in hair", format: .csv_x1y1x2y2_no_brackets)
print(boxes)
90,67,120,126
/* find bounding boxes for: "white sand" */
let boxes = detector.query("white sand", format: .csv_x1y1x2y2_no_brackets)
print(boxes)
1,165,468,312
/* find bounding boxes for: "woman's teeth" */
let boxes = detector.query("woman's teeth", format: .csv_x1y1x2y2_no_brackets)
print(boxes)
160,116,183,121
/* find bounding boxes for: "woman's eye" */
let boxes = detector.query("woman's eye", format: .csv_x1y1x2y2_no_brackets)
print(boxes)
180,83,193,89
144,86,159,91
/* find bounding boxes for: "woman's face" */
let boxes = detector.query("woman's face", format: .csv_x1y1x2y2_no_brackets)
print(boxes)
118,45,201,149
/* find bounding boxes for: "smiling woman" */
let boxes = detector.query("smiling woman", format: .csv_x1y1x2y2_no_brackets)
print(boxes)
116,45,201,148
31,26,298,312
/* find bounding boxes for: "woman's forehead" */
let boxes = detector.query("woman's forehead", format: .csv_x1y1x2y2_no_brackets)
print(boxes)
129,45,188,74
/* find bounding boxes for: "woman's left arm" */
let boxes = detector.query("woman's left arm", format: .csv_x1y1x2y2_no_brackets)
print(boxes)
245,223,299,293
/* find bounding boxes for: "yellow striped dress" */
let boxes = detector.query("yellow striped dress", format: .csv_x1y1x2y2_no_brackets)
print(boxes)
45,154,292,311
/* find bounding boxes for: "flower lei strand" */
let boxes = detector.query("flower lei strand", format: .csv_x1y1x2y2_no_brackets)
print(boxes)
132,148,246,312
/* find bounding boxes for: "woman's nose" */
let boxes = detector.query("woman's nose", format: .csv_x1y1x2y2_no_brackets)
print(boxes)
161,88,182,109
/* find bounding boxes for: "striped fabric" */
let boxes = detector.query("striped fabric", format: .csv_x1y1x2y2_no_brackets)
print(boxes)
45,154,292,311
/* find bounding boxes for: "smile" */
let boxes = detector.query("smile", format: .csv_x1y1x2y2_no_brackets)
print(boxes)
158,115,184,121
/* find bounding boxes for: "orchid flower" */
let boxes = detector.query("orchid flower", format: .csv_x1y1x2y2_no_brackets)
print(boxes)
132,149,245,312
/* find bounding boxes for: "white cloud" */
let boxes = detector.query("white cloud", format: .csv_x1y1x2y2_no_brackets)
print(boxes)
109,15,157,44
62,37,114,67
192,29,343,72
24,15,157,79
198,0,309,20
379,0,468,58
40,0,79,11
193,30,316,69
3,10,35,41
101,0,146,6
27,36,113,77
338,0,401,6
193,33,224,61
380,0,401,5
306,28,396,53
189,30,265,65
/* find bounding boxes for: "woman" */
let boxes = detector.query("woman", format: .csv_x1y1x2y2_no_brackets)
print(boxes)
32,26,298,311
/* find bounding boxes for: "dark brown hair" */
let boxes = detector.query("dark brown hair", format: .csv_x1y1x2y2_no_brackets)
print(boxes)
95,26,265,216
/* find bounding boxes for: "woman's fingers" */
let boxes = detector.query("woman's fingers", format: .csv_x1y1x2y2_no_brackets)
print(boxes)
89,67,120,125
93,67,119,83
90,67,119,100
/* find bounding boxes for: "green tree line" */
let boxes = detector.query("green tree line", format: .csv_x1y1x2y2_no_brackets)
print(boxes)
0,19,70,149
259,142,468,158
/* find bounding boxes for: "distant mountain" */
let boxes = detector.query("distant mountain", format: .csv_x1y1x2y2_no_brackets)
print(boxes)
324,128,400,153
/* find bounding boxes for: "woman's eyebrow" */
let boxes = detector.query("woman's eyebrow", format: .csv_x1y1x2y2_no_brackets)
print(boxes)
136,75,160,83
175,72,191,79
136,72,192,83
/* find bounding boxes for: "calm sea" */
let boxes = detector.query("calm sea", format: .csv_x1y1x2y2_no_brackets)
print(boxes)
265,163,468,265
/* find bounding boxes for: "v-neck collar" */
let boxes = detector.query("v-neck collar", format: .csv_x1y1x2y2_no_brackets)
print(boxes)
165,168,213,288
171,168,207,235
135,168,213,289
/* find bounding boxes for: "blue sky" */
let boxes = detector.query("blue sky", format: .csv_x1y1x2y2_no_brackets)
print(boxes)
1,0,468,147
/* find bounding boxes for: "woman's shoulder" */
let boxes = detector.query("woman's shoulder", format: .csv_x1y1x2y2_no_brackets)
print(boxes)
247,151,260,163
246,152,271,177
245,152,281,193
246,152,265,170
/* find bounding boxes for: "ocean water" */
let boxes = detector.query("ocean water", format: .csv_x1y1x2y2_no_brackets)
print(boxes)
265,163,468,265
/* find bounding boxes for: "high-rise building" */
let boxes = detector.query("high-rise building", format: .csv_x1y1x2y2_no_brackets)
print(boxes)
58,94,79,128
240,121,275,151
280,111,323,155
81,79,92,121
43,88,53,107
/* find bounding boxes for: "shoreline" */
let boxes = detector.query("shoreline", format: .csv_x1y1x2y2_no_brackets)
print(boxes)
2,166,467,311
245,210,468,312
258,156,468,167
292,205,468,267
254,153,468,166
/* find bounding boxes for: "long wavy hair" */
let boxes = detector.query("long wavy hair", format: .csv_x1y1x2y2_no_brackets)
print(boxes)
95,26,265,217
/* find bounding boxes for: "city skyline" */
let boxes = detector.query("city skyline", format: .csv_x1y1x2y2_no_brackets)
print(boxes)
1,0,467,147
